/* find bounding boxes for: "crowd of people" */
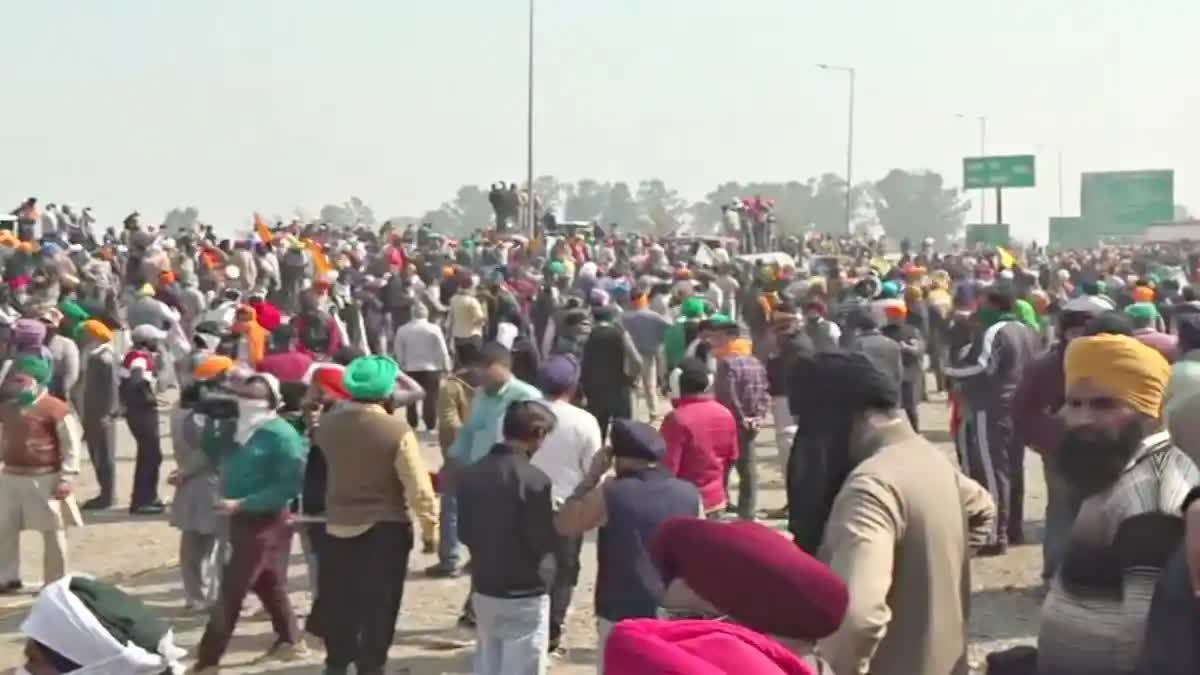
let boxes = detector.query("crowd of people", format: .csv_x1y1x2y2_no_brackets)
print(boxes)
6,202,1200,674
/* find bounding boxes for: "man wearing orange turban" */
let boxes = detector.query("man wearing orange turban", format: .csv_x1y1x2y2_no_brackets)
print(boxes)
1039,333,1196,674
78,319,119,510
79,320,112,344
192,355,235,382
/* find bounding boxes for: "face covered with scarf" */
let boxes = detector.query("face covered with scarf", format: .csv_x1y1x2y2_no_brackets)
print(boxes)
224,372,281,445
1059,334,1171,496
786,351,900,554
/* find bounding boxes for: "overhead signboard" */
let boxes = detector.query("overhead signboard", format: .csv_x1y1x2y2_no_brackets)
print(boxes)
963,155,1036,189
965,223,1011,248
1080,170,1173,236
1047,216,1092,250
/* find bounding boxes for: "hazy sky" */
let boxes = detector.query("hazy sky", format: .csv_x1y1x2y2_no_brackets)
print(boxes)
3,1,1197,240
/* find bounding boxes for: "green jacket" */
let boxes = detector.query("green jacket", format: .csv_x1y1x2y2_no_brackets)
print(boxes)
664,319,694,371
204,417,307,514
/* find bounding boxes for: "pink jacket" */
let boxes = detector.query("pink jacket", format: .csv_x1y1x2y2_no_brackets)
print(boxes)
605,619,814,675
660,396,739,513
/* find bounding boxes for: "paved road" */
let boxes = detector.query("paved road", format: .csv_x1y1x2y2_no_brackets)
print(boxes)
0,389,1041,673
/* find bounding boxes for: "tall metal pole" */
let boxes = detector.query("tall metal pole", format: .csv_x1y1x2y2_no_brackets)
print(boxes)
844,68,856,234
818,64,856,234
526,0,535,237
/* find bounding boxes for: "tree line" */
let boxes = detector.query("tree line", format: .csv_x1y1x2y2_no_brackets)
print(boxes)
166,168,973,242
419,169,971,241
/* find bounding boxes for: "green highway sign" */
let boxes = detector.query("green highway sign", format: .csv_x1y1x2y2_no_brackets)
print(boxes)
963,154,1036,189
1080,170,1174,236
1047,216,1092,250
965,223,1011,248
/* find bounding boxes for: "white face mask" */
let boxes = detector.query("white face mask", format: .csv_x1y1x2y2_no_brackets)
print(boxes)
234,397,276,444
236,396,271,418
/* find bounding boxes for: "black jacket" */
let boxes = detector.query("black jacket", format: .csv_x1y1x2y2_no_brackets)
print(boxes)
849,330,903,392
457,443,556,599
766,329,815,397
1135,548,1200,675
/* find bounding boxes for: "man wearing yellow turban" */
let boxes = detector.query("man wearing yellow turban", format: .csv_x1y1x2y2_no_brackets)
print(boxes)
1039,333,1198,674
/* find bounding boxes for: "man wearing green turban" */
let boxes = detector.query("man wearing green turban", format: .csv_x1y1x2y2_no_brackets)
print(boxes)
11,355,52,402
312,355,438,674
343,355,400,401
0,354,84,593
1126,301,1179,362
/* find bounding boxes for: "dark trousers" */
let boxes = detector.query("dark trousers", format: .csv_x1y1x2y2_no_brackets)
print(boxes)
453,336,483,364
901,380,920,432
725,426,758,519
318,521,414,675
1009,442,1026,544
196,511,300,669
549,531,584,644
302,522,330,637
126,406,161,507
587,395,631,442
83,416,115,500
405,371,441,431
959,406,1017,547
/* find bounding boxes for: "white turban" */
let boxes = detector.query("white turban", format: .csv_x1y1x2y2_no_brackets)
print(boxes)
21,575,185,674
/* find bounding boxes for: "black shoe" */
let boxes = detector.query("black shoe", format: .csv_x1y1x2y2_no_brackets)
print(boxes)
0,580,22,594
129,503,166,515
977,543,1008,557
81,496,113,511
425,563,460,578
763,507,789,520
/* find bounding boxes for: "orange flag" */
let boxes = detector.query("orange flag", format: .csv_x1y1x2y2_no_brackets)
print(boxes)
306,239,332,275
254,213,273,244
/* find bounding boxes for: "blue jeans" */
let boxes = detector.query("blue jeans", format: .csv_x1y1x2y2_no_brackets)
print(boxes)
439,488,461,568
472,593,549,675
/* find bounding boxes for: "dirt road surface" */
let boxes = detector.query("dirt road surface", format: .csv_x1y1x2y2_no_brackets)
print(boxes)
0,389,1041,673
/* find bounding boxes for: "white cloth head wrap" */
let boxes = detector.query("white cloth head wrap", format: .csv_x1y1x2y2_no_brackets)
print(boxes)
20,575,186,674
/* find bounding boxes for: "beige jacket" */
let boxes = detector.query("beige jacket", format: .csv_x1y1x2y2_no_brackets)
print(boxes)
818,417,995,675
448,291,486,339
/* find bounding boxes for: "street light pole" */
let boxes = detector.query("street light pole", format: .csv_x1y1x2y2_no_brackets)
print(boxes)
526,0,535,237
818,64,856,234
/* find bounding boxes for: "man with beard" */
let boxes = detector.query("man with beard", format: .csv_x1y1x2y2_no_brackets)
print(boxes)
784,352,994,675
1035,333,1193,675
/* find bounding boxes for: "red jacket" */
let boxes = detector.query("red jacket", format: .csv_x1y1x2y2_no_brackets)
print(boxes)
660,396,738,513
